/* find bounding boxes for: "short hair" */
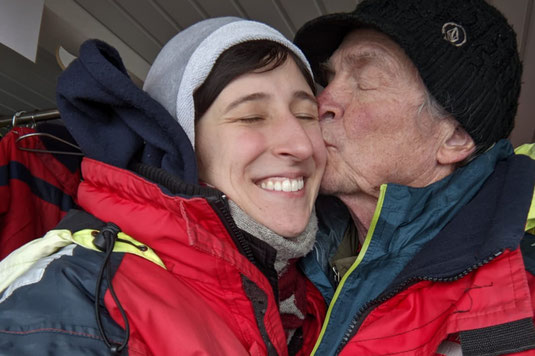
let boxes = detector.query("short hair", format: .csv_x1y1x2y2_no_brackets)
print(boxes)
194,40,316,121
418,87,450,122
419,86,479,164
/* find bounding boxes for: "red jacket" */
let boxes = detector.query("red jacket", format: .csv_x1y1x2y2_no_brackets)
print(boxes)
83,158,326,355
0,157,325,355
0,126,80,259
339,249,535,355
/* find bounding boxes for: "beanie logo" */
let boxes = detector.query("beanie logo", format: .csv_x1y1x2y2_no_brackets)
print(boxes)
442,22,467,47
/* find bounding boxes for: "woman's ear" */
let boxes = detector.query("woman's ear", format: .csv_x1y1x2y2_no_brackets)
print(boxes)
437,125,475,165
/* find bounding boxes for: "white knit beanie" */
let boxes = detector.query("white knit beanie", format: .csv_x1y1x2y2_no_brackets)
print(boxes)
143,17,313,149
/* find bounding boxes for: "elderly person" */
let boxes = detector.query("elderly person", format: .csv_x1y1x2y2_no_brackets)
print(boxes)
294,0,535,354
0,17,326,355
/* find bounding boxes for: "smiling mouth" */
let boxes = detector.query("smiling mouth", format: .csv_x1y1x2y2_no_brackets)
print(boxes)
258,177,305,192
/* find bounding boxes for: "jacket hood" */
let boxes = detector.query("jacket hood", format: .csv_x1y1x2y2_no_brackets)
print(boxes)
56,39,198,184
143,16,312,149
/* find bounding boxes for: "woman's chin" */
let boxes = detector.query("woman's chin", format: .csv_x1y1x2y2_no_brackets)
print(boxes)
264,219,309,239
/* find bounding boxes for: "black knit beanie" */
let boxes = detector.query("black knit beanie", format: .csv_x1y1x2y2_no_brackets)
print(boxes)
294,0,522,154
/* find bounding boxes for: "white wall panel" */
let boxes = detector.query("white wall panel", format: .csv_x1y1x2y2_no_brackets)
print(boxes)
279,0,324,34
74,0,161,62
490,0,531,58
154,0,205,29
0,45,58,115
510,0,535,145
321,0,356,14
236,0,294,38
42,0,151,82
115,0,179,45
193,0,243,18
0,74,55,109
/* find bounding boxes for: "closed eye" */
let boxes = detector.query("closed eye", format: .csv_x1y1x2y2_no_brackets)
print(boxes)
296,113,318,121
237,116,264,123
357,83,377,91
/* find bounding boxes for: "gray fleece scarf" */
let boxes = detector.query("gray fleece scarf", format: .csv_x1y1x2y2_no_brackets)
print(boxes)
228,200,317,344
228,200,317,274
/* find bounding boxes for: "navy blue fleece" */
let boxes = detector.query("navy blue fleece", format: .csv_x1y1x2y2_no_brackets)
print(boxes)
56,40,197,184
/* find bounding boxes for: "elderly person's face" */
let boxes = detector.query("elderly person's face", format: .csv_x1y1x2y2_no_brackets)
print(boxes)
195,58,326,237
318,28,458,198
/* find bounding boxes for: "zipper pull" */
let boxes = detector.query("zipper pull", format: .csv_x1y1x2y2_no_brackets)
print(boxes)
332,265,341,285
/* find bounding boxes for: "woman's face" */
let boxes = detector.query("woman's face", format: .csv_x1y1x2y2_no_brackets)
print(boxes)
195,58,326,238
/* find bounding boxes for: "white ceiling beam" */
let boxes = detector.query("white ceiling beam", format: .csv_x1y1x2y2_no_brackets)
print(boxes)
43,0,151,82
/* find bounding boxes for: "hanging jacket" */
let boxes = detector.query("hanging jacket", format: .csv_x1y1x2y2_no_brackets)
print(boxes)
0,125,80,259
303,141,535,356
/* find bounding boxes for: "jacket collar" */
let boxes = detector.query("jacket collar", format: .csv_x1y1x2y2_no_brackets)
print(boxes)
304,140,534,353
388,144,535,286
359,140,514,277
78,157,282,291
315,140,514,267
306,140,522,303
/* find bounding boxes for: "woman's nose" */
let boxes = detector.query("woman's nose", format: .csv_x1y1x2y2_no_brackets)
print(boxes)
272,115,315,161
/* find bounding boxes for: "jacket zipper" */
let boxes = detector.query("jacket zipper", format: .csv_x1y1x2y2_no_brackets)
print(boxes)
207,195,256,265
334,249,504,354
208,195,282,356
310,185,388,356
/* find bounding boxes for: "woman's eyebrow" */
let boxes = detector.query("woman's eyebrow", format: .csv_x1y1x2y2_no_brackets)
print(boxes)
223,90,315,113
224,92,268,113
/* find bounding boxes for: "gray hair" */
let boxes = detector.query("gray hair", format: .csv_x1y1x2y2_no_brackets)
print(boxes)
417,87,450,121
418,87,479,165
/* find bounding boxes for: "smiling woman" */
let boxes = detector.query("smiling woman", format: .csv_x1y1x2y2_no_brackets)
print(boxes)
0,16,327,356
194,41,325,238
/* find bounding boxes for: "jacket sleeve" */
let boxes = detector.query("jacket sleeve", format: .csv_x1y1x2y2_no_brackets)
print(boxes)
0,241,127,355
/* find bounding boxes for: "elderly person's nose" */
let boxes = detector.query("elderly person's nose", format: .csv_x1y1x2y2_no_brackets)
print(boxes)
317,85,344,122
273,116,315,160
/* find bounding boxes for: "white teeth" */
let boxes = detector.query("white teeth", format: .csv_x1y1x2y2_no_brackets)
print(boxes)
282,180,291,192
259,177,304,192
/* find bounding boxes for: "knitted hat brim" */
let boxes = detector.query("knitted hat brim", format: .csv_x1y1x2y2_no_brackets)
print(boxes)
295,11,425,87
145,17,313,149
295,0,522,151
294,13,368,85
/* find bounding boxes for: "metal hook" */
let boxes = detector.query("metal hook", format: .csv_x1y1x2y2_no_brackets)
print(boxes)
11,111,26,133
11,111,25,127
